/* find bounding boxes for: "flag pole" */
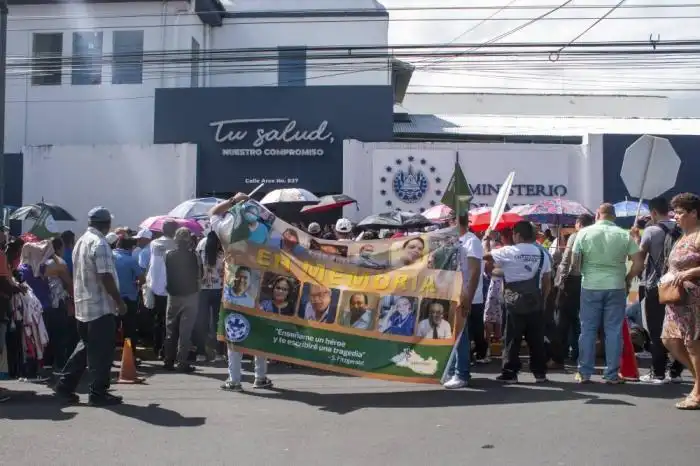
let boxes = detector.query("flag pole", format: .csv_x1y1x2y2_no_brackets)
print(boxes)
441,150,464,384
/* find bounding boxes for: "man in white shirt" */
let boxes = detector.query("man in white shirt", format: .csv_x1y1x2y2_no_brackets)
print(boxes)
484,220,552,384
416,300,452,339
145,220,178,359
443,212,484,389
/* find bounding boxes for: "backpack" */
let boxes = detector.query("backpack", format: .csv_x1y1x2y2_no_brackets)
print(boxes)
647,223,682,287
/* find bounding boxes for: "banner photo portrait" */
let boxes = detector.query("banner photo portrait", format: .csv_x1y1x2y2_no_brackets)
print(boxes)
215,200,463,384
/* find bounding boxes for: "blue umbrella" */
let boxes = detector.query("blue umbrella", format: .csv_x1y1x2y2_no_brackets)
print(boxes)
614,200,649,218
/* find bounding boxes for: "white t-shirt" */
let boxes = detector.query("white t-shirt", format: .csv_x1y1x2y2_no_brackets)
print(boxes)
459,232,484,305
491,243,552,287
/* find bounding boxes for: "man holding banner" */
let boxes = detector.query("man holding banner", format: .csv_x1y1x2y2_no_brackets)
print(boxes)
209,193,273,392
443,211,484,389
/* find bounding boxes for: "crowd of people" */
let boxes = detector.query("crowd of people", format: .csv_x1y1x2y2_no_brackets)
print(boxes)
1,191,699,411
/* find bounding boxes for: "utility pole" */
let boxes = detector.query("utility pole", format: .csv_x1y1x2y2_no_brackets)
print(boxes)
0,0,7,227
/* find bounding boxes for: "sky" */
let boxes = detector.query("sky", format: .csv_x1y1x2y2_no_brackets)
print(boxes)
379,0,700,96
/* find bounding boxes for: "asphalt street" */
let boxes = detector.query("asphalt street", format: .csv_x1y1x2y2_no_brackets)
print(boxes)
1,360,698,466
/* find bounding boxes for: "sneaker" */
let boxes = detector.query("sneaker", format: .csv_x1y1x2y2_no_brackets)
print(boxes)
88,392,123,407
176,364,196,374
221,381,243,392
54,389,80,404
496,373,518,384
253,378,274,389
534,375,549,384
0,395,9,403
640,374,669,385
443,375,468,389
574,372,593,384
603,377,625,385
475,357,492,364
162,362,175,371
214,355,225,363
668,374,683,384
195,355,207,363
635,351,653,359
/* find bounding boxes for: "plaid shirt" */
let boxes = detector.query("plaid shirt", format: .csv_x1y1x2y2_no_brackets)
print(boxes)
73,227,120,322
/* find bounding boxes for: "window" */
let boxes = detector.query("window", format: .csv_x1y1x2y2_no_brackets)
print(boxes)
112,30,144,84
278,47,306,87
190,38,200,88
31,33,63,86
72,31,103,85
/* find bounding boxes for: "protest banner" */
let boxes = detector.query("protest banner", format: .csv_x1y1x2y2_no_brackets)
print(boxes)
216,201,463,384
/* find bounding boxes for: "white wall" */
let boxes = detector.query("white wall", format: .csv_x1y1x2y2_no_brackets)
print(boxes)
210,1,390,87
22,144,197,231
402,93,671,118
6,1,206,152
343,140,594,222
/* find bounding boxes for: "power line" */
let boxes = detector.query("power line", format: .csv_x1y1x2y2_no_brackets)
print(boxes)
554,0,627,56
417,0,520,66
7,3,700,21
425,0,576,67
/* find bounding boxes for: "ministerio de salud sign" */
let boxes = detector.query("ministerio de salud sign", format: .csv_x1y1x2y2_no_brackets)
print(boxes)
210,118,334,157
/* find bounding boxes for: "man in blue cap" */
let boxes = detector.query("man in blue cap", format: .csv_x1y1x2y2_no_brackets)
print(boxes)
54,206,126,406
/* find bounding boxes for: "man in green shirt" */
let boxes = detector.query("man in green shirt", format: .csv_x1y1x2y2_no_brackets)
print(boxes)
572,203,644,383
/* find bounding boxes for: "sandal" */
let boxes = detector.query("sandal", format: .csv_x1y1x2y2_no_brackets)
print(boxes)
675,396,700,410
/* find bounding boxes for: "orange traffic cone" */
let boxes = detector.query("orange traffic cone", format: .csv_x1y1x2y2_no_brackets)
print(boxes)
117,338,144,384
619,319,639,381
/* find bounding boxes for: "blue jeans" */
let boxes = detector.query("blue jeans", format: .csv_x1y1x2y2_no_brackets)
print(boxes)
578,288,626,379
445,322,470,380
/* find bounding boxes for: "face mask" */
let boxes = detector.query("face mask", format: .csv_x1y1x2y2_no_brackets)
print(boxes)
244,213,257,223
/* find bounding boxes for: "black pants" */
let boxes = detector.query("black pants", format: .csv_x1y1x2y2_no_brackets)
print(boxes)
643,287,684,378
552,276,581,364
120,298,139,348
56,314,116,397
152,295,168,358
468,303,488,359
43,302,78,373
502,310,548,377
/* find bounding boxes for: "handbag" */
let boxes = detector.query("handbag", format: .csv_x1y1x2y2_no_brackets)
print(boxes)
658,280,686,305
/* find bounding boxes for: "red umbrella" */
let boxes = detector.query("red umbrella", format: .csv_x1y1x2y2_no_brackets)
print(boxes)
469,211,523,232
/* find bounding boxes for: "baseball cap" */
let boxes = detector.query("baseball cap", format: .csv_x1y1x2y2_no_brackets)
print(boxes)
308,222,321,234
335,218,352,234
105,232,119,245
134,228,153,240
87,206,112,223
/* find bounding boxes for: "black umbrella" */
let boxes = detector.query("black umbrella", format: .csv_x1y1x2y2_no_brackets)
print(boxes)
10,202,76,222
301,194,357,214
357,211,433,230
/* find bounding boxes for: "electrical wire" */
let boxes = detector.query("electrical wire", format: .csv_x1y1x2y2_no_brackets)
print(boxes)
416,0,520,66
553,0,627,57
7,3,700,21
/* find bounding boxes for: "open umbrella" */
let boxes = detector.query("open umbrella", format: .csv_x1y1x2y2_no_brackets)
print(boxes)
140,216,203,235
469,211,523,233
518,199,593,225
614,200,650,218
260,188,319,205
422,204,454,223
168,197,224,219
507,204,532,215
10,202,76,222
301,194,356,214
357,211,433,230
